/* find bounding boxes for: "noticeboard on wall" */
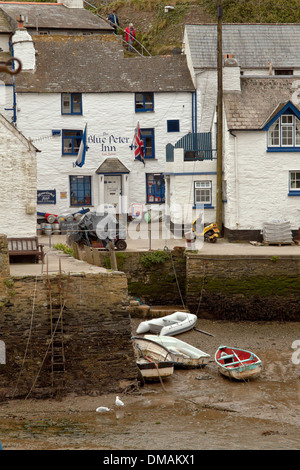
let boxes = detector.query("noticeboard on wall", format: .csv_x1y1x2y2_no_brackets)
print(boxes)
37,190,56,204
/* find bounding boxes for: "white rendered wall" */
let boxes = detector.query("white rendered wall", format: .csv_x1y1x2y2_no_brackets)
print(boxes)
16,91,193,216
224,129,300,231
166,148,217,225
0,120,36,237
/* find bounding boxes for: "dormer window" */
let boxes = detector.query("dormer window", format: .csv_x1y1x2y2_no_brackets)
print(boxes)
268,114,300,149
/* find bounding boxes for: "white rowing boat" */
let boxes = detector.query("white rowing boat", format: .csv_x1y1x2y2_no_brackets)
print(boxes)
145,334,210,368
136,311,197,336
132,336,174,381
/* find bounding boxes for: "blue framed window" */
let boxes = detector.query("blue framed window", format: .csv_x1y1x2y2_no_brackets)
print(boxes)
268,114,300,149
146,173,165,203
141,128,155,159
167,120,180,132
62,130,83,155
135,92,154,112
288,171,300,196
70,175,92,206
194,181,213,208
62,93,82,115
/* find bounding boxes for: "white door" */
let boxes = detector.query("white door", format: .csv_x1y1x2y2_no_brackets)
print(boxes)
104,175,121,212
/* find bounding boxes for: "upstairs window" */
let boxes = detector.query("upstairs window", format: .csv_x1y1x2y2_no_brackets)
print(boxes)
135,92,154,112
141,128,155,159
62,93,82,115
62,130,83,155
268,114,300,149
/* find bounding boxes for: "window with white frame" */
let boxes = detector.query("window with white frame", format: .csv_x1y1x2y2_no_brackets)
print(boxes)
289,171,300,193
268,114,300,148
194,181,212,206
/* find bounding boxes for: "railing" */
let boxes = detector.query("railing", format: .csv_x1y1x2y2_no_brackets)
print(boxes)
83,0,152,57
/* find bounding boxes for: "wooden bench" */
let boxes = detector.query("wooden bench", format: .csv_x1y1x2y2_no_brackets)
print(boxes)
7,237,44,263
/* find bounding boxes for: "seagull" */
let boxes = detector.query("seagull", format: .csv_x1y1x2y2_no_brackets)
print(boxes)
96,406,110,412
115,396,125,407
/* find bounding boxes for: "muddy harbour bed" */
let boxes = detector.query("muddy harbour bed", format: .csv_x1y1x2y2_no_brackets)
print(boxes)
0,319,299,451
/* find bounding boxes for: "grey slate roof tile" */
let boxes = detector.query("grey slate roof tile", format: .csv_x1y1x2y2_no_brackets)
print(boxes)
15,35,195,93
224,77,300,129
185,24,300,69
96,158,130,174
0,3,111,32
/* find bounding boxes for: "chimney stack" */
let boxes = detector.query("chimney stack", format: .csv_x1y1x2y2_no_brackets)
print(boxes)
12,21,35,71
223,56,241,93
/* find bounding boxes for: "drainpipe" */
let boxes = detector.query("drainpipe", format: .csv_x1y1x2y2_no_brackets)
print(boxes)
9,41,17,125
229,130,239,227
192,92,194,134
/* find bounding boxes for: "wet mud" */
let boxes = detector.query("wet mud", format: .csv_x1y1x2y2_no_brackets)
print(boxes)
0,319,299,450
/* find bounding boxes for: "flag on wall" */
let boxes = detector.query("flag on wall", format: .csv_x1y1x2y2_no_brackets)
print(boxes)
133,122,145,165
75,124,88,168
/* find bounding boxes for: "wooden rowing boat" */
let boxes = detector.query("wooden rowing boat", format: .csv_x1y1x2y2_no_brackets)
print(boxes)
145,334,210,368
215,345,262,380
136,312,197,336
132,336,174,380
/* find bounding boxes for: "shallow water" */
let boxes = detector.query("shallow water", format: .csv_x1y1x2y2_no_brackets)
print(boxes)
0,319,299,451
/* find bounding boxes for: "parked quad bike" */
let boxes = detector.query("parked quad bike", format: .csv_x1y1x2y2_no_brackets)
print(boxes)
66,211,127,251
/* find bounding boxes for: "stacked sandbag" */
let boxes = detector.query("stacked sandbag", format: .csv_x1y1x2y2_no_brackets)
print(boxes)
263,219,293,244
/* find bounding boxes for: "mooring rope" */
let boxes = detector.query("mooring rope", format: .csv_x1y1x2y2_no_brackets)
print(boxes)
25,272,71,400
12,274,38,399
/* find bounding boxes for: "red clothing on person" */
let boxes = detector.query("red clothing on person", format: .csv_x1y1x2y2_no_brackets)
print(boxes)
124,27,135,43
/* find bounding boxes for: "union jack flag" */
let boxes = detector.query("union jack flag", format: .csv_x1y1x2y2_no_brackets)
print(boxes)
133,122,145,165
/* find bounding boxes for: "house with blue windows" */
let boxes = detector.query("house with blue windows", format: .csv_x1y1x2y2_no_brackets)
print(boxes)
177,23,300,239
223,75,300,240
8,17,195,219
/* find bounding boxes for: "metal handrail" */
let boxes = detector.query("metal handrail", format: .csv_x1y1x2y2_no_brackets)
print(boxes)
83,0,152,57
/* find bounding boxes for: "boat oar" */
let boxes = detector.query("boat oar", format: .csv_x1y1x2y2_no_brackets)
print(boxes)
193,327,214,337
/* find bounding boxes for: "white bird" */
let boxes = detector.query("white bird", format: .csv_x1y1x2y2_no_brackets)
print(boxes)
115,396,125,407
96,406,110,412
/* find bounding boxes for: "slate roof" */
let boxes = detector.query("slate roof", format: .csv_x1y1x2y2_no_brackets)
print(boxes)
14,35,195,93
223,77,300,130
0,8,12,33
185,24,300,69
96,158,130,174
0,2,111,33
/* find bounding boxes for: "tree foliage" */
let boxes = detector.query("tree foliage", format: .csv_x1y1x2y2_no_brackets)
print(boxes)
199,0,300,23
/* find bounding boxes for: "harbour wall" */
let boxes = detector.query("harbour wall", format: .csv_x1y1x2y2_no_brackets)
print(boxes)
185,254,300,321
0,236,138,399
97,250,300,321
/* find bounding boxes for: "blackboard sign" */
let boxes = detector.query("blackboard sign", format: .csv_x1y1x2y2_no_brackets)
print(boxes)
60,221,79,234
37,190,56,204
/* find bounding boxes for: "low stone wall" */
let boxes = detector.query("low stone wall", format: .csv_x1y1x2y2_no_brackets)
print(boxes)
186,254,300,321
0,268,138,399
98,248,186,306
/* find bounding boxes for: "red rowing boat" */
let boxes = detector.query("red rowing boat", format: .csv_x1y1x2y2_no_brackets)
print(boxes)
215,345,262,380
